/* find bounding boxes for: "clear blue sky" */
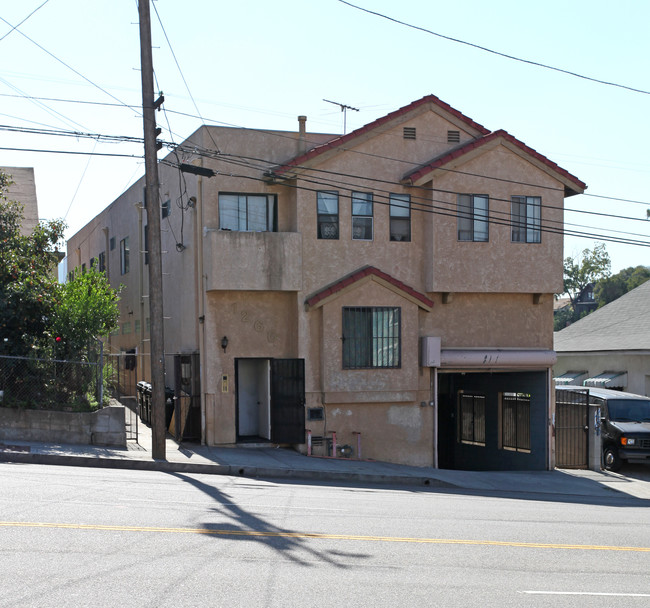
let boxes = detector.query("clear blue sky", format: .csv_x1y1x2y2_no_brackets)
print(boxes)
1,0,648,274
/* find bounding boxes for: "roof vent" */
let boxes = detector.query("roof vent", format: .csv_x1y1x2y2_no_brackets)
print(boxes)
447,130,460,143
403,126,416,140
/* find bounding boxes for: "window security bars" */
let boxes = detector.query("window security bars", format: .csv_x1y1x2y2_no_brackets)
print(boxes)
342,307,401,369
459,393,486,445
501,392,531,452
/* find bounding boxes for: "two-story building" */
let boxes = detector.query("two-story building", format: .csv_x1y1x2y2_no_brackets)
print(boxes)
66,95,586,470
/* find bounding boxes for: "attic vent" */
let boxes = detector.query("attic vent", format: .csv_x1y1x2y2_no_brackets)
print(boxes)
403,126,416,140
447,130,460,143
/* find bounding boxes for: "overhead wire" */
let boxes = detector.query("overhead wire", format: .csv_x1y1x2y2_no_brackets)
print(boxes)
336,0,650,96
2,121,648,243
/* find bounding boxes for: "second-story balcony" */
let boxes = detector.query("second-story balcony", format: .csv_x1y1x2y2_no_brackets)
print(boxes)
203,229,302,292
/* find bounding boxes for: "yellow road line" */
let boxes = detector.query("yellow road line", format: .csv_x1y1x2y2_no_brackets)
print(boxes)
2,521,649,553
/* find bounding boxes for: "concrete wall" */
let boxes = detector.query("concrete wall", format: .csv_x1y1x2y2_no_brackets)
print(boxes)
0,405,126,447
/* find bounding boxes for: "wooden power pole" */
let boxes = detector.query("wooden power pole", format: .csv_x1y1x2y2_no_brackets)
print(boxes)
138,0,166,460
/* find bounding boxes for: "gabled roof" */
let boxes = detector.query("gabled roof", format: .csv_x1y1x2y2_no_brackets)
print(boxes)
268,94,490,179
401,130,587,196
306,266,434,311
554,279,650,352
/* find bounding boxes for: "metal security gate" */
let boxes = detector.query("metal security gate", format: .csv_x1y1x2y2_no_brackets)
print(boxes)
270,359,305,444
555,389,589,468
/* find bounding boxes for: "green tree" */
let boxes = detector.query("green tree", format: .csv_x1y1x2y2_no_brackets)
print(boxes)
594,265,650,307
49,266,121,360
562,243,611,309
0,172,65,356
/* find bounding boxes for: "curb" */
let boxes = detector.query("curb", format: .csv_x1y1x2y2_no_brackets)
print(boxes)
0,451,456,488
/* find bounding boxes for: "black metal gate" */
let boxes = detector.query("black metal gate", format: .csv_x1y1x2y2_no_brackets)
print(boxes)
270,359,305,444
555,388,589,468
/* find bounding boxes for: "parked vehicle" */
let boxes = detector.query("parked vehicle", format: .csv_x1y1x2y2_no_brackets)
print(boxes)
556,386,650,471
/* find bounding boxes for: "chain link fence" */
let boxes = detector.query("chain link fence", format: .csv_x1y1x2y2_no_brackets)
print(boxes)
0,352,102,411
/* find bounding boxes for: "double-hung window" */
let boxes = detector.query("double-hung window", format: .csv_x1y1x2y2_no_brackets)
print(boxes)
511,196,541,243
317,191,339,239
342,307,401,369
120,237,129,275
351,192,373,240
457,194,489,242
219,193,277,232
389,194,411,241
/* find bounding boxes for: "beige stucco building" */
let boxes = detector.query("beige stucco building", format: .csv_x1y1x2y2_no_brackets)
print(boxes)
67,95,586,470
1,166,39,235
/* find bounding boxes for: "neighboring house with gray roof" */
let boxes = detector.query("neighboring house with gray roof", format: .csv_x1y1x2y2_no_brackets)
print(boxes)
554,279,650,396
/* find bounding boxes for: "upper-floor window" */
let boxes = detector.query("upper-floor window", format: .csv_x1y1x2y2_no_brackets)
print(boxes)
162,198,171,219
219,193,277,232
511,196,541,243
317,191,339,239
390,194,411,242
457,194,489,242
352,192,373,240
120,237,129,275
98,251,106,273
342,306,401,369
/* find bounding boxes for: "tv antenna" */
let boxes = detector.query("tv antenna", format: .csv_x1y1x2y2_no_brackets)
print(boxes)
323,99,359,134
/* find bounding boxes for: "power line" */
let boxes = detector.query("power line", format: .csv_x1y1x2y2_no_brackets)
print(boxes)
0,0,50,42
3,121,649,227
337,0,650,96
4,90,648,211
160,156,650,249
0,14,137,114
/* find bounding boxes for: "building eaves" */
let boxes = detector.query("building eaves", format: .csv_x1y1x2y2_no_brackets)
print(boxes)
401,129,587,196
306,266,434,311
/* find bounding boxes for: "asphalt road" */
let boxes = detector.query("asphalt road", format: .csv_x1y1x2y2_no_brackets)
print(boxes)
1,463,649,608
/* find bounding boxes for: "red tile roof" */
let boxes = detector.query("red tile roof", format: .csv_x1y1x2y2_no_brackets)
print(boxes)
402,129,587,194
270,94,490,178
305,266,434,310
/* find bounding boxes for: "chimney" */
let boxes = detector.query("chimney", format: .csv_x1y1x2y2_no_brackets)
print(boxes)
297,115,307,154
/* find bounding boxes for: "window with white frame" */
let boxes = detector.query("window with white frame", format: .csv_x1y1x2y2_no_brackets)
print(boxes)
120,237,129,275
389,194,411,241
511,196,541,243
351,192,373,240
457,194,489,242
342,306,400,369
219,193,277,232
317,191,339,239
458,392,486,446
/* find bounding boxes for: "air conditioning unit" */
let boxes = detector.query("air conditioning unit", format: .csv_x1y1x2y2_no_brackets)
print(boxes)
421,336,441,367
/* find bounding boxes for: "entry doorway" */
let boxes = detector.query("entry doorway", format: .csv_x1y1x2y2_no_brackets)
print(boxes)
236,359,271,440
235,358,305,444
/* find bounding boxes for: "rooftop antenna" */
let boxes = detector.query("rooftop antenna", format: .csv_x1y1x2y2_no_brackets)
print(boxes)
323,99,359,135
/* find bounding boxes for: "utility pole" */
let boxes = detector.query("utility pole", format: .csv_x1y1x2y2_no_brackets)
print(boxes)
138,0,166,460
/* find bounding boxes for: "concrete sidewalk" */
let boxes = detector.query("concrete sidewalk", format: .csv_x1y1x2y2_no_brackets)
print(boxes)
1,420,649,500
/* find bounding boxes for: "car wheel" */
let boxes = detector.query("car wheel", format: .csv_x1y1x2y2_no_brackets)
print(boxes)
603,446,622,472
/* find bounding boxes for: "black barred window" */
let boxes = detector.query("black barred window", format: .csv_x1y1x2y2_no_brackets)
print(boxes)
458,393,486,446
342,307,401,369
